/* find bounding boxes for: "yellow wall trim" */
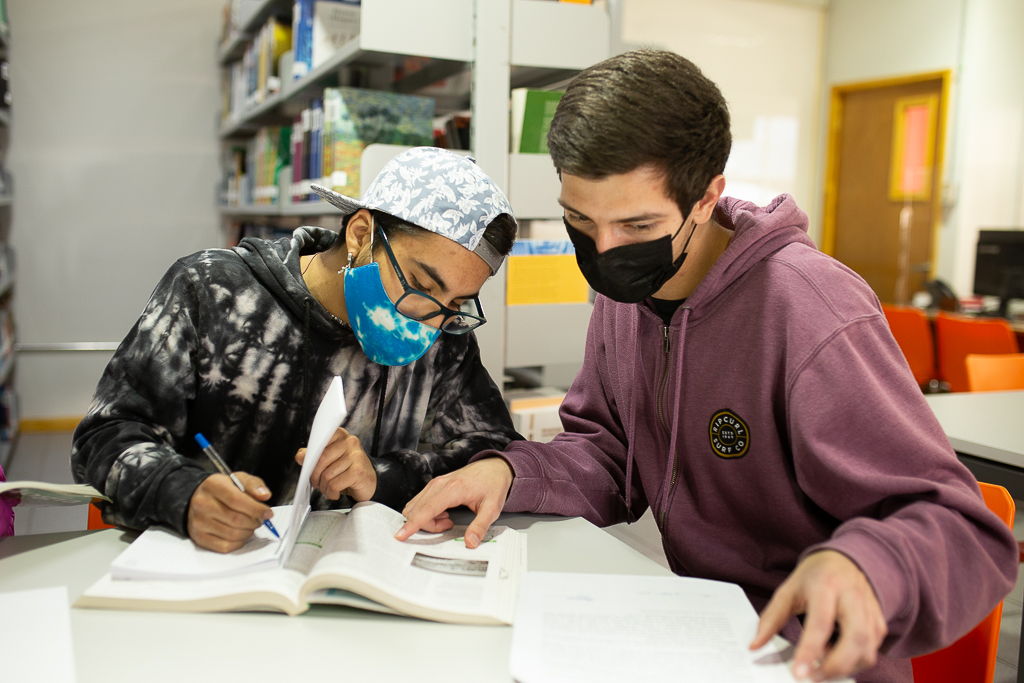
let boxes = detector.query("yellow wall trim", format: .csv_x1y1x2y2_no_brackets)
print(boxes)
19,416,84,433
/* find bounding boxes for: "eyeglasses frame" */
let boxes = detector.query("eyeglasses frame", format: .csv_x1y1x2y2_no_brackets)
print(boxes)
374,226,487,335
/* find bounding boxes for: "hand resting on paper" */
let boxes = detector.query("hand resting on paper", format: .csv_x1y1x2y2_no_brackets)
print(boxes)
394,457,514,549
187,472,274,553
295,427,376,502
750,549,888,681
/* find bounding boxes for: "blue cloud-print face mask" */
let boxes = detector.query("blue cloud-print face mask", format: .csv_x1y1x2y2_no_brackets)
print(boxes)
344,261,441,366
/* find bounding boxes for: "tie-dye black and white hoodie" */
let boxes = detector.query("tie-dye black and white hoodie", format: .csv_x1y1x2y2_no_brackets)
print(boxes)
71,227,520,535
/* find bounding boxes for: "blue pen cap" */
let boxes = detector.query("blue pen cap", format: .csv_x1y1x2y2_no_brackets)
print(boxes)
194,433,211,449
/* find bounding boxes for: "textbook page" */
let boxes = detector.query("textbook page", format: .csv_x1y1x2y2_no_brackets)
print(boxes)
510,572,853,683
303,501,522,624
281,374,348,562
110,505,297,581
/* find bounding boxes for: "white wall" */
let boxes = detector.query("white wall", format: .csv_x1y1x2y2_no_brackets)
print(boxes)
7,0,224,418
820,0,1024,297
621,0,826,221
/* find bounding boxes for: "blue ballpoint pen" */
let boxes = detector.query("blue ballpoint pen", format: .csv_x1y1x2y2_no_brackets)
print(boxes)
194,433,280,539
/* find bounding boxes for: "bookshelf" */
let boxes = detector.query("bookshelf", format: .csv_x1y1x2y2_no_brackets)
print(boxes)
0,11,14,470
215,0,611,385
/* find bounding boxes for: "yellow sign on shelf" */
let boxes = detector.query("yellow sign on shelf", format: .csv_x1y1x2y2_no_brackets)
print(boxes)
506,254,590,306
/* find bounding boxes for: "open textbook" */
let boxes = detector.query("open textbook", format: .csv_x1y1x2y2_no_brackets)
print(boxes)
75,501,524,625
73,375,525,625
0,481,109,507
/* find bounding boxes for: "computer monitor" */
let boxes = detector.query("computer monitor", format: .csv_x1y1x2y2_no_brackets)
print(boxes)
973,229,1024,318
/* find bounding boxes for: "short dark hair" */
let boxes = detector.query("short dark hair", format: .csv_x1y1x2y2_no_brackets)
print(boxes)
547,49,732,216
338,209,518,259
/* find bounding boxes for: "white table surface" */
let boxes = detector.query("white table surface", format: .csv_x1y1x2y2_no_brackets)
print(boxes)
0,513,672,683
924,390,1024,469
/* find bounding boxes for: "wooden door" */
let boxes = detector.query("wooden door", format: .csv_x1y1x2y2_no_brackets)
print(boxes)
823,73,949,304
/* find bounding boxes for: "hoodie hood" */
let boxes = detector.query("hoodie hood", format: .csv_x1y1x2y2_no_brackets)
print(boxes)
233,226,349,340
682,194,817,317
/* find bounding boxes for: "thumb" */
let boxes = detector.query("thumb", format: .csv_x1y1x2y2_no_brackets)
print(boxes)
235,472,272,500
751,586,796,650
295,448,306,465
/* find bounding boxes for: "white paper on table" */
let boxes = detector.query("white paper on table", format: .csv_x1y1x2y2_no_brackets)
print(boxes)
280,375,348,564
509,572,853,683
0,586,77,682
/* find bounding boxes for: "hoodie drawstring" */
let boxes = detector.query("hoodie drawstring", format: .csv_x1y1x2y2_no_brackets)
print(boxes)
623,306,641,522
371,366,389,459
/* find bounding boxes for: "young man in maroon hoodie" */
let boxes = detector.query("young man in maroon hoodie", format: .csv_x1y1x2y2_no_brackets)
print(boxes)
395,50,1018,682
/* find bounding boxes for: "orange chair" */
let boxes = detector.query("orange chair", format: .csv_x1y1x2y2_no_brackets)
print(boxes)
87,502,115,530
934,313,1019,393
966,353,1024,392
911,482,1015,683
881,304,938,388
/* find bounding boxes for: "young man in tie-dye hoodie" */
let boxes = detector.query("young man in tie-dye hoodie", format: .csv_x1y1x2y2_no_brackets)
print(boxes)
72,148,521,553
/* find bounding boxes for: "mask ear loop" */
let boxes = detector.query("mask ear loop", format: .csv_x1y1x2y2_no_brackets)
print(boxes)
339,213,373,275
672,214,700,268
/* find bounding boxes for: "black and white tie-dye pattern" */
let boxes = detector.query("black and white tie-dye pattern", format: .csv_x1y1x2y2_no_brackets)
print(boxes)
71,227,520,535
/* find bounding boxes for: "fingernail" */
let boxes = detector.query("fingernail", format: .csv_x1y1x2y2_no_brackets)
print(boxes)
794,663,810,680
263,510,273,521
466,532,479,547
395,527,406,540
257,486,269,496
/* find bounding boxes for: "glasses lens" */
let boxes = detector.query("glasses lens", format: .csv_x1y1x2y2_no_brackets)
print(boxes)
395,291,440,321
441,299,486,333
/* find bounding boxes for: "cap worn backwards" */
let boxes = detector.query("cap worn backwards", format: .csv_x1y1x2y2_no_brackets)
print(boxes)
311,146,516,274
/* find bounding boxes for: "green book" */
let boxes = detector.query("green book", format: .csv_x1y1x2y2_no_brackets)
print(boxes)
511,88,564,154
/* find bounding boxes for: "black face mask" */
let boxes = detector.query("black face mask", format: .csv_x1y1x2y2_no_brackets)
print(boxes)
564,216,697,303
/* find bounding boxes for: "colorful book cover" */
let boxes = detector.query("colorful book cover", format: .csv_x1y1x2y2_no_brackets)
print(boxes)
321,87,434,198
292,0,315,80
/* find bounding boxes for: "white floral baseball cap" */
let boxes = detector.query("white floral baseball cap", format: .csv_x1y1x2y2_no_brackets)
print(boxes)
311,147,516,274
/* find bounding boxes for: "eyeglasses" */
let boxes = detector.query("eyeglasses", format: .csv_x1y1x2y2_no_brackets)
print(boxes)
375,227,487,334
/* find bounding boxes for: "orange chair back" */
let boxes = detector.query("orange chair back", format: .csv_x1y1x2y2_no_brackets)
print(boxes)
966,353,1024,392
87,502,115,530
934,313,1019,392
881,304,937,387
911,482,1015,683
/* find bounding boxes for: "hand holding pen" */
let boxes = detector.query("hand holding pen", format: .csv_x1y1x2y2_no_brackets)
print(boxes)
193,433,280,541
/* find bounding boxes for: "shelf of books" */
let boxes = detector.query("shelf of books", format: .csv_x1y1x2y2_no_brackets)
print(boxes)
216,0,610,384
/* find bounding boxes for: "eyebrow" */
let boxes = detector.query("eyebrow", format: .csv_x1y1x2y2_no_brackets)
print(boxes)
557,199,668,225
414,260,479,300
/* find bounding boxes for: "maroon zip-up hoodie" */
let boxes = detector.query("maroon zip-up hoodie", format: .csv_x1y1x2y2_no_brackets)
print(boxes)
476,194,1018,681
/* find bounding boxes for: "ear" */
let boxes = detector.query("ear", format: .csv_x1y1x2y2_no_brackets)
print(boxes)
690,175,726,225
345,209,374,259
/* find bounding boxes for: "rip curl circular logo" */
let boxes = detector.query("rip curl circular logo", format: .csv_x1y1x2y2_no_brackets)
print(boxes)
709,410,750,459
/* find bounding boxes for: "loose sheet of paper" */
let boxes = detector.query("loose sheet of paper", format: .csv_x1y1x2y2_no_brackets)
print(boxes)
0,586,77,682
510,572,852,683
280,374,348,562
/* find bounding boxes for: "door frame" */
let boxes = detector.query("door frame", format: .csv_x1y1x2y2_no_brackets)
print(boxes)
821,70,952,283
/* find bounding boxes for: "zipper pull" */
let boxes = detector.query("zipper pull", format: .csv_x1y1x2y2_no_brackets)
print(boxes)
663,326,670,353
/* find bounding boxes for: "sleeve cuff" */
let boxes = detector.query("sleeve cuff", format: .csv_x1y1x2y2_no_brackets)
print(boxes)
156,467,212,537
803,529,911,626
470,445,547,513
